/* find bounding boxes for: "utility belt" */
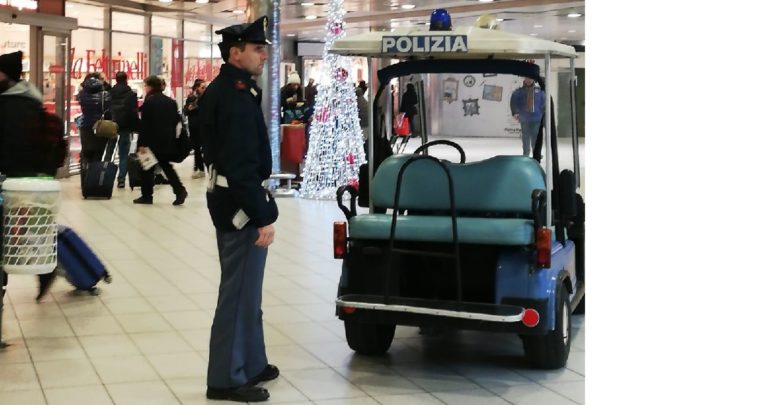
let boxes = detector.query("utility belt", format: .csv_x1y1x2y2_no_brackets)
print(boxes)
207,166,229,192
206,165,279,231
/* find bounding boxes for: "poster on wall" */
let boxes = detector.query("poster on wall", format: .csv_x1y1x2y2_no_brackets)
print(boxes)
443,77,458,103
462,98,480,116
482,84,503,102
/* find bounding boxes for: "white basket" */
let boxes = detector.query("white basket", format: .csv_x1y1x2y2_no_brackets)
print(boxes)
2,178,61,275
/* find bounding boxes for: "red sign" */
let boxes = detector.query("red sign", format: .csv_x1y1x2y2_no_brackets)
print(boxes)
69,48,148,81
49,64,65,73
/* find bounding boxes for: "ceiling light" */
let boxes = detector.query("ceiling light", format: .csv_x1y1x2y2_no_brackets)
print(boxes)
401,4,415,10
195,0,208,3
567,13,582,18
530,33,538,36
533,24,542,28
159,0,173,3
287,33,296,37
232,9,244,14
478,0,495,2
305,15,317,20
496,18,505,22
301,2,314,6
65,3,74,7
568,30,576,33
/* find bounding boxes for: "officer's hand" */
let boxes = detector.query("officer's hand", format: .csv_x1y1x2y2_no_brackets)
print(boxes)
256,225,275,247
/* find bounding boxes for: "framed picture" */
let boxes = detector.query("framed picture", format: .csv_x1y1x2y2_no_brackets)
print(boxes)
443,77,459,103
482,84,503,102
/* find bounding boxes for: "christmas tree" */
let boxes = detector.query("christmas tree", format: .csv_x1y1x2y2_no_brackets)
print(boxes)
300,0,366,200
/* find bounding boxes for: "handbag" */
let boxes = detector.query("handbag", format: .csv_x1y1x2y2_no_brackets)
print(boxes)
393,113,410,136
93,92,118,139
171,121,192,163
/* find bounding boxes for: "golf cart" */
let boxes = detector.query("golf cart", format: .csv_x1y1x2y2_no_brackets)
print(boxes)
330,15,584,369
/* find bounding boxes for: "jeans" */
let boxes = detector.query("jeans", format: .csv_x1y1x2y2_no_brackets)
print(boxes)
520,120,542,157
189,126,205,172
105,131,131,183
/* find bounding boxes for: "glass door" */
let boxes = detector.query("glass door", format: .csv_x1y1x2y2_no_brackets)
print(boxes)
41,31,75,175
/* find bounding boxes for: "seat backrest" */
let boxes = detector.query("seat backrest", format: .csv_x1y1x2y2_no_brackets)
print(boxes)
371,154,545,215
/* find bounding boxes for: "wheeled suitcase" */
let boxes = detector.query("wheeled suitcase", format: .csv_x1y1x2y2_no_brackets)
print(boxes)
81,160,117,199
56,225,111,293
127,153,142,190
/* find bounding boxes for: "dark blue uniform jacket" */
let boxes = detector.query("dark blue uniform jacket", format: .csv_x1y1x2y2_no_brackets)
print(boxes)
200,63,275,231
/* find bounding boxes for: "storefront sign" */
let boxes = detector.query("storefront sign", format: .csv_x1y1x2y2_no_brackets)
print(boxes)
69,48,147,80
49,64,65,73
381,35,468,54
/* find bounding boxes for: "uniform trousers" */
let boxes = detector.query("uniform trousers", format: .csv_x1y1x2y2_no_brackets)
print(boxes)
207,226,269,388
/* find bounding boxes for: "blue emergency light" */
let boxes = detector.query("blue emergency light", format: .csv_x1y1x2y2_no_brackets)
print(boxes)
430,9,452,31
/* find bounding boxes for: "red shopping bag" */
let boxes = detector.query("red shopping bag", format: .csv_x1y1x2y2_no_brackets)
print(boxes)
394,113,411,136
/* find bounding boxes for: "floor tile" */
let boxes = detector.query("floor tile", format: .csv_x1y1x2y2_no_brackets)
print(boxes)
315,398,380,405
91,355,159,384
35,358,102,389
541,381,585,404
374,393,444,405
259,376,310,403
0,362,40,391
267,345,329,370
146,351,207,379
391,365,481,393
335,364,423,397
106,381,179,405
130,331,194,355
0,389,47,404
26,337,87,362
161,310,213,331
44,385,114,405
78,334,141,358
516,368,585,385
18,317,74,338
146,294,200,312
114,312,173,333
284,368,367,400
101,297,155,315
432,388,513,405
67,315,124,336
0,339,32,363
497,383,578,405
275,322,344,344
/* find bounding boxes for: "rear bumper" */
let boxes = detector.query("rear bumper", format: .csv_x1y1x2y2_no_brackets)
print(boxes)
336,294,549,335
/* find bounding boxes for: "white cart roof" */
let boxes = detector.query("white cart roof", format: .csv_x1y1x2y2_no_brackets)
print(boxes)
330,26,577,60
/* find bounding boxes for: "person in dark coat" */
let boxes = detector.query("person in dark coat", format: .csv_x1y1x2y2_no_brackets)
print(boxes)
106,71,139,188
399,82,418,136
199,16,279,403
77,73,112,163
0,51,47,177
134,75,187,206
184,78,206,178
304,78,317,107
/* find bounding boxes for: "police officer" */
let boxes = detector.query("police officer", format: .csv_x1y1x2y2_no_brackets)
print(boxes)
199,16,279,403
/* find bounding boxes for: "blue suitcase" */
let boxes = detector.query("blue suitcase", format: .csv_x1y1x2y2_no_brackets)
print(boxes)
57,225,112,293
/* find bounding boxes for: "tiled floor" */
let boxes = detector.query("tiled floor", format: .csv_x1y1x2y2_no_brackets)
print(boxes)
0,138,585,404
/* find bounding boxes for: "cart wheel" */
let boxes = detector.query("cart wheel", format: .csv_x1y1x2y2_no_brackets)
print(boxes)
345,320,395,355
572,295,584,315
523,283,571,369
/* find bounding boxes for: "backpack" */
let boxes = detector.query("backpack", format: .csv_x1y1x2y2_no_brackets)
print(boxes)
34,110,68,176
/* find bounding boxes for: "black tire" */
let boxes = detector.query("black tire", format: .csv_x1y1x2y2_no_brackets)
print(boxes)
573,294,585,315
345,320,395,355
523,283,571,369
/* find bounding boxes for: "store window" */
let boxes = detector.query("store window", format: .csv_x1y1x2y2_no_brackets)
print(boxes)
184,41,213,86
0,23,30,81
65,2,104,29
152,16,180,38
184,21,211,42
112,11,145,34
112,32,147,95
151,36,184,107
70,28,104,82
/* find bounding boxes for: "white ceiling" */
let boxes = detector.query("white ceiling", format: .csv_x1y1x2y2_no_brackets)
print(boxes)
80,0,585,44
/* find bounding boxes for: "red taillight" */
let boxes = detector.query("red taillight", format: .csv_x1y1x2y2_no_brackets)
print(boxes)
521,308,540,327
334,221,347,258
536,228,551,268
341,306,356,315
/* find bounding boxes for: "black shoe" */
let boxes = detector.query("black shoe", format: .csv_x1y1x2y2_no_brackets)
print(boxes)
247,364,280,386
133,196,153,205
206,386,269,402
172,190,188,206
117,181,125,189
36,271,57,302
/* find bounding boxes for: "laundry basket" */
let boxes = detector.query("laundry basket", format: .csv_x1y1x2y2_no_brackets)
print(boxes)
1,178,61,275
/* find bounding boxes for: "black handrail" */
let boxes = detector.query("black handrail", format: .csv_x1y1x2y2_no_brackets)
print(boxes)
385,155,463,309
336,185,359,220
413,140,466,164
